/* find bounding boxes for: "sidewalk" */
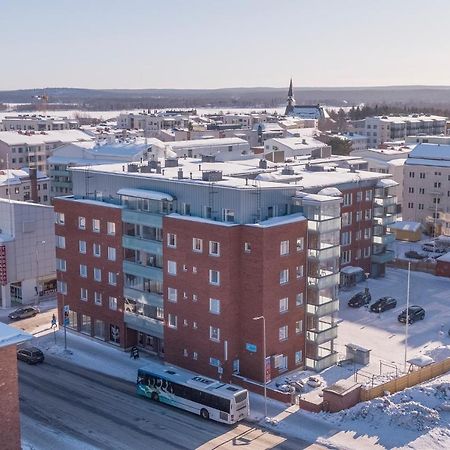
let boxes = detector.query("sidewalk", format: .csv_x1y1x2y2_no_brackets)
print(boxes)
0,297,56,320
32,329,385,449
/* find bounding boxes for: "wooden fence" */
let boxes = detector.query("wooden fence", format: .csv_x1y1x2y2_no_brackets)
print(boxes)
387,258,436,275
360,358,450,402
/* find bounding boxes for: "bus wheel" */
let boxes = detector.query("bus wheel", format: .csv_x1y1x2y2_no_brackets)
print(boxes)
200,408,209,420
151,392,159,402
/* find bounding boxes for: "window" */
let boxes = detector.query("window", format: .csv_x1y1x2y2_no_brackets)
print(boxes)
364,247,371,258
94,292,102,305
296,292,304,306
279,297,288,313
107,221,116,235
418,204,424,210
295,320,303,334
167,260,177,276
222,209,235,222
343,193,352,206
192,293,198,302
408,187,414,194
209,326,220,342
193,352,198,360
356,191,362,202
279,269,289,285
280,240,289,256
107,247,116,261
57,280,67,295
193,321,198,329
108,272,117,286
356,211,362,222
81,314,91,334
296,237,304,252
182,203,191,215
168,314,177,329
296,265,304,278
55,212,65,225
408,202,414,208
93,243,101,257
56,235,66,249
364,228,371,239
342,212,352,226
209,357,220,367
209,241,220,256
78,216,86,230
279,325,288,341
295,350,303,365
419,188,425,194
192,266,197,274
365,190,373,201
341,250,351,264
209,270,220,285
79,240,86,254
109,296,117,311
167,233,177,248
192,238,203,253
341,231,352,246
79,264,87,278
209,298,221,315
56,258,66,272
419,173,426,179
94,320,105,339
168,287,177,303
244,242,252,253
434,182,442,189
92,219,100,233
409,171,415,178
94,268,102,282
365,209,372,220
80,287,88,301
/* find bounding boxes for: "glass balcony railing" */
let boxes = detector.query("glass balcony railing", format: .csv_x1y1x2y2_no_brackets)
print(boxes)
307,272,340,290
307,300,339,317
305,352,338,371
307,217,341,233
306,324,338,345
308,245,340,261
124,312,164,339
374,195,397,207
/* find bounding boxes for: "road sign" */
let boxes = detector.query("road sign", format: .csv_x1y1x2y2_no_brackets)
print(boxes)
64,305,70,313
246,343,257,353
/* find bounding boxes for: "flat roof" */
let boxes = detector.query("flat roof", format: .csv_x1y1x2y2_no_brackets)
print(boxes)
0,322,32,348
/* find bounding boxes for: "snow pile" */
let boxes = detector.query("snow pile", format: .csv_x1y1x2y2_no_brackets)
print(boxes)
425,345,450,362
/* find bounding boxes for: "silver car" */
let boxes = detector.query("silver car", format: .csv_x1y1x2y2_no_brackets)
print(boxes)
8,306,40,320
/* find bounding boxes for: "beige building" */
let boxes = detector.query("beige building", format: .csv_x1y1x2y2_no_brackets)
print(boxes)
1,114,79,131
403,143,450,235
0,169,50,204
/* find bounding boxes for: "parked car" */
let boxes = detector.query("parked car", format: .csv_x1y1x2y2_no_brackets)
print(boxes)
370,296,397,313
405,250,426,260
348,289,371,308
422,242,445,253
398,306,425,324
17,347,44,365
8,306,40,320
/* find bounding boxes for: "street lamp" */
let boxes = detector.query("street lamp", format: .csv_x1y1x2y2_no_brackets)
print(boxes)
35,240,46,306
253,315,267,419
404,261,411,372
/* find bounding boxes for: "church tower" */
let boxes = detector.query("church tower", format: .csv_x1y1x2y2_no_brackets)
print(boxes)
285,78,295,115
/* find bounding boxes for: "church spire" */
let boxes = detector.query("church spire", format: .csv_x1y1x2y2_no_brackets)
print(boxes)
285,78,295,115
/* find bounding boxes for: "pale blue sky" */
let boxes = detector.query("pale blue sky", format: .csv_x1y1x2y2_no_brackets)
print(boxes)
1,0,450,90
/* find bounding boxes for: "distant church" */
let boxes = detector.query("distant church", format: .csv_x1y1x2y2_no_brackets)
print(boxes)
285,78,328,120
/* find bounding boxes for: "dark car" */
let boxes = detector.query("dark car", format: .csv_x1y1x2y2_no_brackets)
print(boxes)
405,250,426,260
370,296,397,313
398,306,425,324
8,306,40,320
17,347,44,365
348,289,372,308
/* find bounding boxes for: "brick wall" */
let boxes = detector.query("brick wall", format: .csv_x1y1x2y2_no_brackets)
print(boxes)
0,345,21,450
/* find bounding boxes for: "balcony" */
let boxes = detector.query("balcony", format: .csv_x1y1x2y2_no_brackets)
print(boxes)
307,272,340,290
373,233,395,245
374,195,397,207
307,217,341,233
371,250,395,264
305,351,338,372
307,300,339,317
123,260,163,282
124,312,164,339
308,245,340,261
374,214,396,226
306,324,338,345
122,209,163,228
124,287,163,309
122,235,163,256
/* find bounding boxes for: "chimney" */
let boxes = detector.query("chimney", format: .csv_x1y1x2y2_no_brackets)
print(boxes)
178,168,183,179
29,167,38,203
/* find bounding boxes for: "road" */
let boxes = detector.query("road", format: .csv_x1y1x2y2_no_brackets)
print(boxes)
19,357,321,450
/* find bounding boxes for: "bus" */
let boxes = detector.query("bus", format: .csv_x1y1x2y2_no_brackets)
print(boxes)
136,365,249,424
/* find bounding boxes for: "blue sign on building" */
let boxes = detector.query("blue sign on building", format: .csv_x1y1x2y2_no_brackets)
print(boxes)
246,343,257,353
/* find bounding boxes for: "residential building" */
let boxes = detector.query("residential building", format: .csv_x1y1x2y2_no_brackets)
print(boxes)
405,135,450,146
117,111,192,133
263,137,330,162
0,130,93,173
0,168,50,204
353,115,447,147
0,199,55,308
1,114,79,131
0,323,32,450
403,143,450,236
53,154,395,385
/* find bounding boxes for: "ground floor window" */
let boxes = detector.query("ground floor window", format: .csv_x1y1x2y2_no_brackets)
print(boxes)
94,320,105,339
81,314,91,334
110,324,120,345
68,310,77,329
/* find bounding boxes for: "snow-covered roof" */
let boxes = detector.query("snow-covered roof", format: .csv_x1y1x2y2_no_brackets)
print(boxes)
376,179,398,188
166,137,247,149
0,129,93,146
247,213,306,228
407,355,434,367
0,168,49,186
167,213,238,227
409,143,450,160
341,266,364,275
317,187,342,197
437,252,450,263
0,322,32,348
117,188,174,202
388,221,422,232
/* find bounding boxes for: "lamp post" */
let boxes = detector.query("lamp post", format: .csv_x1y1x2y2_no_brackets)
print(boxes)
253,315,267,419
35,240,46,306
404,262,411,372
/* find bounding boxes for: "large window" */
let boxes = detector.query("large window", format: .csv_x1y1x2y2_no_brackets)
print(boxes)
78,216,86,230
279,297,288,313
167,260,177,275
280,240,289,256
167,233,177,248
209,241,220,256
108,272,117,286
94,292,102,305
79,240,86,254
79,264,87,278
92,219,100,233
209,298,221,315
192,238,203,253
94,268,102,282
279,269,289,285
107,222,116,236
55,212,65,225
168,287,177,303
279,325,288,341
296,237,304,252
56,258,66,272
209,326,220,342
81,314,91,334
168,314,177,329
295,320,303,334
93,243,101,257
56,235,66,249
80,287,88,301
209,270,220,286
94,320,105,339
107,247,116,261
109,296,117,311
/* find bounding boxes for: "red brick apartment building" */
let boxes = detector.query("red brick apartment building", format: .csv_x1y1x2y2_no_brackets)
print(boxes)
0,323,32,450
54,156,395,384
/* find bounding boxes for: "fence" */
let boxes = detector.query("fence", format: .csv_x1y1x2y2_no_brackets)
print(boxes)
387,258,436,275
360,358,450,402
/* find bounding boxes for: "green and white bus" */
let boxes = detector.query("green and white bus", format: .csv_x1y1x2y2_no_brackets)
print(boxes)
137,365,249,424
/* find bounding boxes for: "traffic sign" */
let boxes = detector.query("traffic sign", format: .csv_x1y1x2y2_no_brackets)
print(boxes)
64,305,70,313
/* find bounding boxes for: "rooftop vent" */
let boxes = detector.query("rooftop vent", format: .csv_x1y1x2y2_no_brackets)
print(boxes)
178,168,184,179
127,163,139,173
148,160,159,170
164,158,178,168
281,165,295,175
201,154,216,163
259,159,268,169
202,170,223,182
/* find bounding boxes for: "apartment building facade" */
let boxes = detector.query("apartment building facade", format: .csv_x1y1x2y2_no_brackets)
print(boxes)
1,114,79,132
403,143,450,236
0,169,50,204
